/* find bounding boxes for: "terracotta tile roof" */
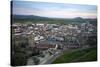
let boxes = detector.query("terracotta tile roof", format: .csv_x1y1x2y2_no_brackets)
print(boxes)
36,44,56,49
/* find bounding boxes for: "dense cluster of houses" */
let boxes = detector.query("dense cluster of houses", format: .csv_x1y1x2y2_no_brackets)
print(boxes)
12,22,96,49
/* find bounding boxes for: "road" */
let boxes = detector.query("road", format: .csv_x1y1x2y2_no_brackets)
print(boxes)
41,46,93,64
44,51,63,64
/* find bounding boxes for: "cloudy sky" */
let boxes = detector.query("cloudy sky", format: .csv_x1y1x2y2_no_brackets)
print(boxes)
12,1,97,18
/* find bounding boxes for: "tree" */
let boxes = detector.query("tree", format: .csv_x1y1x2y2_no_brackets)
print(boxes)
87,36,97,47
11,53,27,66
11,43,28,66
32,56,40,65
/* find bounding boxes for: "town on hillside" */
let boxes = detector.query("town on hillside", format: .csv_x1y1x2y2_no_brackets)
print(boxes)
11,21,97,66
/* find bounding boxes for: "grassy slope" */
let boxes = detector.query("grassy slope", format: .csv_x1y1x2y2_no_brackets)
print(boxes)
74,49,97,62
52,48,97,64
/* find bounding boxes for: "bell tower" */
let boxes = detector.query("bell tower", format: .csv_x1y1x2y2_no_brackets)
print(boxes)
27,31,35,48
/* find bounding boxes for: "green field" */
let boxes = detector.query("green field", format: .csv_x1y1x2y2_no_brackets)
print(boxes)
12,19,81,25
52,47,97,64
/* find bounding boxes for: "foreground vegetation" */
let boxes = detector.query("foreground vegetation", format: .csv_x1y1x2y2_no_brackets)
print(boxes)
52,47,97,64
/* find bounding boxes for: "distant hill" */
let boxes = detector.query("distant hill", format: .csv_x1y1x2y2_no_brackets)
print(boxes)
12,15,85,20
12,15,97,24
12,15,50,20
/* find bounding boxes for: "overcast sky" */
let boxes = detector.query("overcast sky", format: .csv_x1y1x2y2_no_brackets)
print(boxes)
12,1,97,18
